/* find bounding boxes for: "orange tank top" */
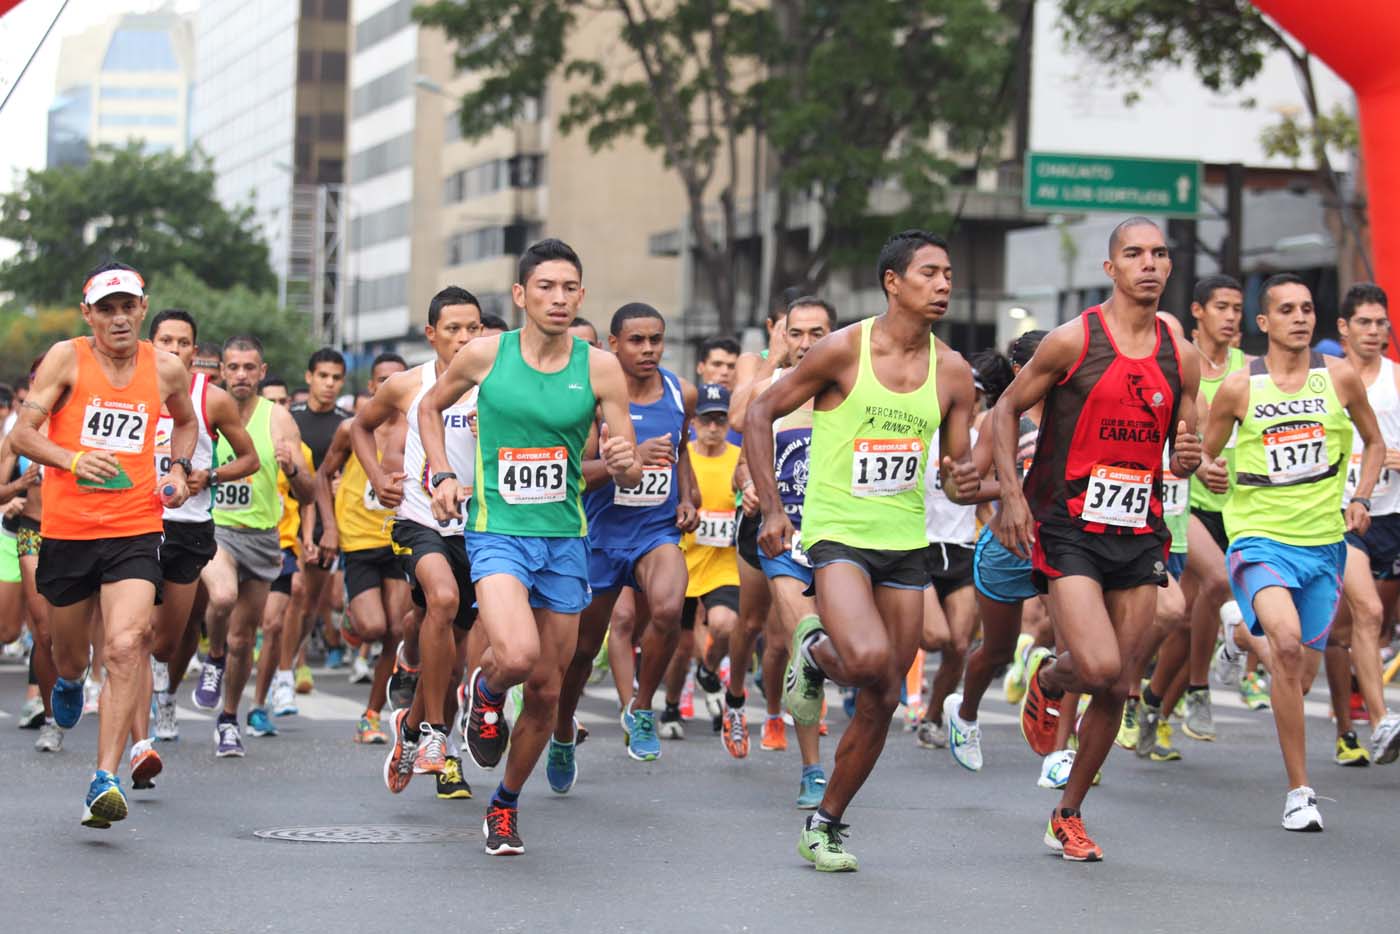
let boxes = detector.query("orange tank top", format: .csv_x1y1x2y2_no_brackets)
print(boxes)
42,338,163,540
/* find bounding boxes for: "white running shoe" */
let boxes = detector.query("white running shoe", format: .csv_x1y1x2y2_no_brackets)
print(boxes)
270,680,298,717
34,721,62,752
1213,601,1247,687
349,654,372,684
1037,748,1075,789
943,693,982,771
83,678,102,715
1282,785,1323,832
1369,712,1400,765
150,658,170,693
153,694,179,741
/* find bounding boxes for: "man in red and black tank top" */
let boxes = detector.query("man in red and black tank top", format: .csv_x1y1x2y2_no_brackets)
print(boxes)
988,218,1204,862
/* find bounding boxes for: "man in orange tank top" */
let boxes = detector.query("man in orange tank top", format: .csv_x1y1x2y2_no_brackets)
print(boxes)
9,261,199,830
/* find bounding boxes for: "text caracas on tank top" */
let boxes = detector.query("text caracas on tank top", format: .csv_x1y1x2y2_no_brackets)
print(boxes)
42,338,162,540
400,361,475,537
1345,356,1400,516
157,372,215,523
1024,307,1182,538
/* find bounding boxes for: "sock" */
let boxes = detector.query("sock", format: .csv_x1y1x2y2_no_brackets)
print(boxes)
491,782,520,809
801,763,824,780
663,701,680,718
1188,683,1208,694
208,654,226,668
217,711,236,724
1058,807,1081,819
766,713,782,723
428,722,448,736
403,720,421,743
446,729,461,758
725,691,745,710
276,668,293,686
476,674,503,705
1143,687,1163,710
811,807,838,827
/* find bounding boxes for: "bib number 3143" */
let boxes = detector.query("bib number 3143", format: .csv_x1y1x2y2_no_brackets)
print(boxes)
1081,464,1153,528
851,438,922,497
498,446,568,505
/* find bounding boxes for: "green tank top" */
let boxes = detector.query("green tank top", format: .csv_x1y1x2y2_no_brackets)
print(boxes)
1162,449,1190,554
1189,346,1246,512
470,331,596,537
801,317,941,551
213,397,281,530
1224,353,1351,547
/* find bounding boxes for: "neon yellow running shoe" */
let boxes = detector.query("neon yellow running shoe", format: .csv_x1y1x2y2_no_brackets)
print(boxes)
798,817,858,872
1115,698,1140,750
1003,633,1034,705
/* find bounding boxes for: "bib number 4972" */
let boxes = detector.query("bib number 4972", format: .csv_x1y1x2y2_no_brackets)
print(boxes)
851,438,922,497
498,446,567,505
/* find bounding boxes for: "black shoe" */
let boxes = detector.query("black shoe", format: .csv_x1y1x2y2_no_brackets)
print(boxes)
464,666,509,770
388,663,418,712
483,805,524,855
695,663,723,695
435,755,474,799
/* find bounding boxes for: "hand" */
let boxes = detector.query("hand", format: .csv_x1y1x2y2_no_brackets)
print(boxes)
467,410,479,439
675,500,699,532
73,450,120,482
274,440,298,473
1170,421,1202,475
301,530,319,565
741,482,759,517
942,456,980,503
20,464,40,488
186,469,211,494
636,434,675,468
1346,501,1372,536
3,498,25,519
1198,456,1229,495
430,476,466,522
993,492,1035,560
757,509,795,558
317,530,340,568
373,470,407,509
600,423,636,479
1384,448,1400,472
156,471,190,508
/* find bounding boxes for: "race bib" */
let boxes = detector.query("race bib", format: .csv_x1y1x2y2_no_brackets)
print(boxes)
213,479,253,509
851,438,922,497
790,529,811,568
363,481,392,513
81,400,149,454
614,467,672,507
1161,470,1189,517
1081,464,1153,528
694,509,735,548
153,415,173,476
1345,452,1391,499
1262,423,1327,483
498,446,568,505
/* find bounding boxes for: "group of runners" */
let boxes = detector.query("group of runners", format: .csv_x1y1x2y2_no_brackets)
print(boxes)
6,219,1400,868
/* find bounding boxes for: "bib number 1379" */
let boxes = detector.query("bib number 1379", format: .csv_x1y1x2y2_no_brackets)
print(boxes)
851,438,922,497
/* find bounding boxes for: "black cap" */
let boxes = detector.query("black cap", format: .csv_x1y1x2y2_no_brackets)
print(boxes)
695,383,731,415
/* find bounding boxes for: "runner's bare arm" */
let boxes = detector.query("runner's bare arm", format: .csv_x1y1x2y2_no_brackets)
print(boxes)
1333,357,1384,534
675,379,700,531
204,385,260,488
935,346,981,504
728,377,762,434
271,403,316,503
352,369,413,508
1201,370,1246,464
313,421,353,558
590,349,642,489
7,343,107,477
424,338,496,519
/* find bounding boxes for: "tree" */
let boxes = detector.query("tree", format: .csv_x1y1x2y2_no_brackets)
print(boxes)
0,142,277,307
414,0,1018,333
1057,0,1371,279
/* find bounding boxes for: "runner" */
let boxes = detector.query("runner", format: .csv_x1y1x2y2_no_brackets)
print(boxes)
696,335,741,391
745,230,980,872
992,217,1202,861
568,317,600,347
191,336,315,757
552,302,696,773
423,238,641,855
1204,272,1382,829
10,262,198,827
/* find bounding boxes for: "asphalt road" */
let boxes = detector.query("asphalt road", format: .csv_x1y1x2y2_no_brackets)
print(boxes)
2,658,1397,933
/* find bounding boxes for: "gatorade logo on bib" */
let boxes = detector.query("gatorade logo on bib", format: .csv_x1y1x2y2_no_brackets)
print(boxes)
1262,421,1327,483
851,438,922,497
1081,464,1153,528
498,446,568,504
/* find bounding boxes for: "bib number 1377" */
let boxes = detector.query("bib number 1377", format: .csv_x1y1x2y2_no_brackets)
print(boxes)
851,438,922,497
498,446,568,505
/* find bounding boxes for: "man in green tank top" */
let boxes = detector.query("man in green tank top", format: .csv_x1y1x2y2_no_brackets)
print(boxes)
746,230,980,872
197,336,315,759
1204,273,1383,832
418,239,641,857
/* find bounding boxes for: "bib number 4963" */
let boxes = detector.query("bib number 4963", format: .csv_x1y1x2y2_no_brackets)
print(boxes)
498,446,568,505
851,438,922,497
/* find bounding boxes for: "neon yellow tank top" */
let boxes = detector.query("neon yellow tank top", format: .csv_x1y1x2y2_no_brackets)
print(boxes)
1189,345,1246,512
213,397,281,531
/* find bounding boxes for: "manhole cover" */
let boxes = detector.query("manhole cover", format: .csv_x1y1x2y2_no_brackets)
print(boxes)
254,825,476,844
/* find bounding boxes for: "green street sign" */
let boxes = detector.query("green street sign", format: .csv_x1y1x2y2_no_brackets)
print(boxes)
1024,151,1202,216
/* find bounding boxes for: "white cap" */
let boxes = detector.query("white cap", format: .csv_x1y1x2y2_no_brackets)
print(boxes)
83,268,145,305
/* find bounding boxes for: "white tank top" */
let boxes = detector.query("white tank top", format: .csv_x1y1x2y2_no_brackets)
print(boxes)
400,361,476,536
157,372,216,523
1348,356,1400,516
923,427,977,545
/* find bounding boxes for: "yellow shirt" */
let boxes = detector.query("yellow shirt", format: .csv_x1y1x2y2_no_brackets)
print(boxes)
277,442,313,552
682,442,741,596
335,451,394,551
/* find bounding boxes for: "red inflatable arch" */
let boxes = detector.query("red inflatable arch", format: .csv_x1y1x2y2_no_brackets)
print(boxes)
1252,1,1400,338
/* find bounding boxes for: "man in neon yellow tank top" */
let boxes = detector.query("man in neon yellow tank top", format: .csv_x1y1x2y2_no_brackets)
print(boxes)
746,230,980,872
420,239,641,856
1205,274,1383,832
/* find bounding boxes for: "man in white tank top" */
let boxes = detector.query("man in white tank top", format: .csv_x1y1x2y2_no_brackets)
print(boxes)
129,310,262,782
1333,284,1400,764
350,287,484,796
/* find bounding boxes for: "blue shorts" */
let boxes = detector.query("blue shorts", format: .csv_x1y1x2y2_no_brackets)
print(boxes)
1227,537,1345,650
758,548,814,587
973,525,1036,604
466,532,591,614
1166,551,1187,581
587,531,680,593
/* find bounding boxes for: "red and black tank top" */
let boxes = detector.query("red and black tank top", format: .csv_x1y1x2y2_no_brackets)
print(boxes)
1023,307,1182,537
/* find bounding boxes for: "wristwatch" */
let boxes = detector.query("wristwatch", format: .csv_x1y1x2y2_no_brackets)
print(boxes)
1351,496,1372,511
430,471,458,489
209,468,220,487
171,457,193,476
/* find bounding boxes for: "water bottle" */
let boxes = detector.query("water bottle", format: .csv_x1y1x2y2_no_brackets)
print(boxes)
160,484,178,507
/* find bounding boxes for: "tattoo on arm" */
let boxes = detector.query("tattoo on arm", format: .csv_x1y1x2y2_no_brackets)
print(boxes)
20,400,48,416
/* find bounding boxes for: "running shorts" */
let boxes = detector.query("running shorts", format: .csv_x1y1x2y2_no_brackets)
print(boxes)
37,533,163,607
588,531,681,594
1032,524,1168,595
466,531,589,615
804,540,926,591
0,531,18,584
1191,508,1229,554
215,525,283,583
759,546,813,588
1227,536,1345,649
680,585,739,630
161,519,217,586
736,511,761,570
1344,512,1400,580
926,541,975,601
15,515,40,559
392,519,476,631
270,547,299,596
1166,552,1187,582
343,545,402,601
972,525,1036,604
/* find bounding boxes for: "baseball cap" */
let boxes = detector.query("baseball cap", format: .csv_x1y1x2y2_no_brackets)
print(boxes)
83,268,145,305
695,383,731,416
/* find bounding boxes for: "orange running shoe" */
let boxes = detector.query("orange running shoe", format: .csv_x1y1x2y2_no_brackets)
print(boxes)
761,716,787,751
382,708,417,793
413,722,448,774
129,739,162,790
1044,808,1103,861
1020,648,1061,756
723,707,749,759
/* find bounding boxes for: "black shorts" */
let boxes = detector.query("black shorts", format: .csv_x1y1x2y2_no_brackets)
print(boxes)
161,519,217,585
736,511,761,570
37,532,164,608
1191,508,1229,554
804,540,927,593
1344,511,1400,579
1031,524,1168,595
681,585,740,630
344,546,403,601
391,519,476,631
269,548,298,595
925,542,975,601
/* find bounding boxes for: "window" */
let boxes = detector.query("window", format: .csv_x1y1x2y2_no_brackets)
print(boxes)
351,202,410,249
301,0,319,17
98,113,179,127
320,52,346,83
100,86,178,100
317,159,343,183
443,155,545,204
296,114,314,139
356,0,414,52
102,29,178,72
350,132,413,182
352,64,412,119
298,50,315,83
322,0,348,21
359,273,409,312
444,223,539,266
318,112,344,141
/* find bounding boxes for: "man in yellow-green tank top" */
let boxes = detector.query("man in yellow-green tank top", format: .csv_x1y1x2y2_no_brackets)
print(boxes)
745,230,980,873
1204,273,1383,834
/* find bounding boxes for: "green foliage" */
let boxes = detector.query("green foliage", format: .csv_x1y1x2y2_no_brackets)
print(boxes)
0,142,276,307
0,307,86,383
1260,103,1360,166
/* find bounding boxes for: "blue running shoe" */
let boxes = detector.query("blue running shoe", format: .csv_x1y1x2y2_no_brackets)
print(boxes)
621,701,635,743
247,707,277,737
546,735,577,794
796,769,827,810
326,646,345,670
82,770,127,829
628,709,661,761
51,675,86,729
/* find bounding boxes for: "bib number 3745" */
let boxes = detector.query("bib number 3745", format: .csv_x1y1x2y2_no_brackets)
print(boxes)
1081,464,1153,528
851,438,922,497
498,446,568,505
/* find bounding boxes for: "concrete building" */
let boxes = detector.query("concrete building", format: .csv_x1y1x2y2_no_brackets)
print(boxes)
46,10,194,169
192,0,350,335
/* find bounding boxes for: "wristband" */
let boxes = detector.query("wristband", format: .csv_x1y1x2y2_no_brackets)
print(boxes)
69,451,83,474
